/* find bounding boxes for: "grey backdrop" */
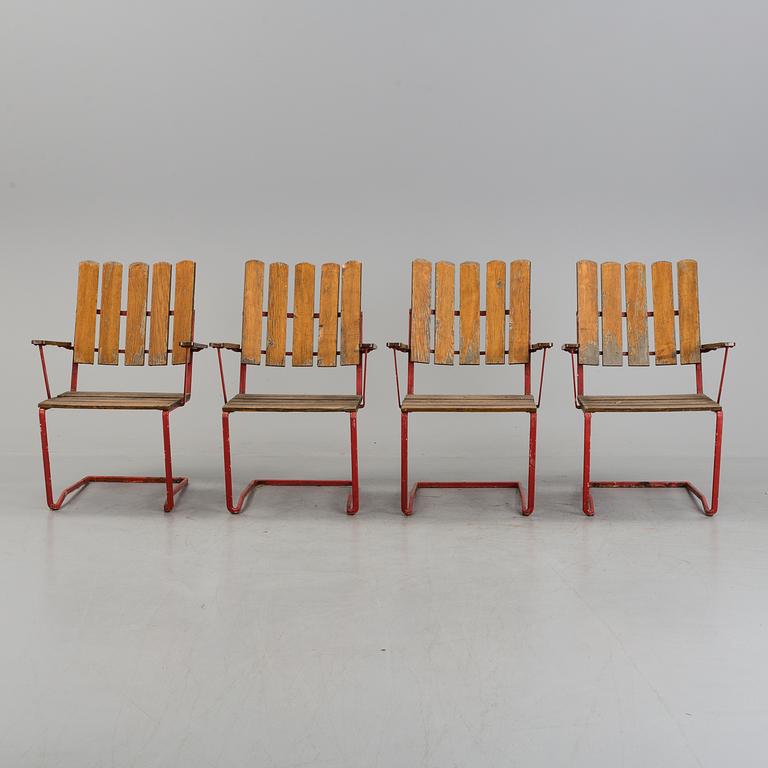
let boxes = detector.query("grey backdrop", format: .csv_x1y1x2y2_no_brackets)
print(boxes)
1,1,766,483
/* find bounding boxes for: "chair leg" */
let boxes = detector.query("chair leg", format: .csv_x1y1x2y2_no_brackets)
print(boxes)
707,410,724,516
346,412,360,515
400,411,411,515
222,412,239,513
582,412,594,516
522,411,537,516
39,408,60,510
161,411,177,512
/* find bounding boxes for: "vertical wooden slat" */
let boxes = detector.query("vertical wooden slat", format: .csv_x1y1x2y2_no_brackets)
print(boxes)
292,262,316,367
651,261,677,365
409,260,432,363
509,260,531,365
600,262,623,366
625,262,650,366
485,260,506,364
434,261,455,365
678,259,701,365
340,260,362,366
576,260,599,365
125,263,149,366
266,262,289,366
241,260,264,365
97,262,123,365
73,261,99,365
171,260,196,365
459,261,480,365
148,262,172,366
317,263,340,367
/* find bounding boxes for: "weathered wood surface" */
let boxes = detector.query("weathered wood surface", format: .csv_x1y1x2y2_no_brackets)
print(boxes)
410,260,432,363
73,261,99,364
578,394,720,412
149,262,172,365
434,261,455,365
340,260,362,365
97,262,123,365
125,263,149,366
171,260,196,365
39,391,184,410
401,394,536,412
223,393,362,412
509,260,531,364
625,262,650,366
266,262,289,366
651,260,677,365
600,262,622,366
292,262,316,366
459,261,480,365
576,260,599,365
317,263,340,367
485,260,506,364
241,260,265,365
678,259,701,365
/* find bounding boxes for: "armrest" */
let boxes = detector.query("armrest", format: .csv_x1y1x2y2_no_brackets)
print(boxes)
530,342,553,352
701,341,735,353
32,339,73,350
209,342,242,352
562,343,579,353
179,341,207,352
360,342,377,354
386,342,410,353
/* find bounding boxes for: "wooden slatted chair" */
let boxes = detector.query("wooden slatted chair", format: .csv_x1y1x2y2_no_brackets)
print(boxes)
387,260,552,516
33,261,205,512
211,261,376,515
563,260,734,516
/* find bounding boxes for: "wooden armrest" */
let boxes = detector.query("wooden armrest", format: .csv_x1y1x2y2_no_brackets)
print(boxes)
562,343,579,353
32,339,73,349
701,341,735,353
530,342,553,352
386,342,410,353
209,342,242,352
178,341,207,352
360,343,377,353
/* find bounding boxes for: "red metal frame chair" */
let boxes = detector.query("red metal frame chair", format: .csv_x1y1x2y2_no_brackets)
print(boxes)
34,260,205,512
387,260,551,516
564,260,734,516
211,261,376,515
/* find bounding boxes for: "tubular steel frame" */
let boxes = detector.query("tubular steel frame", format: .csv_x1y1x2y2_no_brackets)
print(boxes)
34,311,202,513
214,313,373,516
565,342,732,517
389,309,550,517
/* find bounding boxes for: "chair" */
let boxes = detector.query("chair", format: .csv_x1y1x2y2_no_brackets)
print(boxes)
211,261,376,515
34,260,205,512
387,260,552,516
563,260,734,516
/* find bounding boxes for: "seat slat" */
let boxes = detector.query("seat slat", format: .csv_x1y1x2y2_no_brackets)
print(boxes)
266,263,289,366
578,394,720,412
39,391,184,411
678,259,701,365
434,261,455,365
241,260,265,365
292,262,316,366
485,260,506,364
600,262,623,366
651,261,677,365
317,263,340,367
340,260,361,366
509,260,531,365
459,261,480,365
125,263,149,366
73,261,100,365
576,260,599,365
625,262,650,366
149,262,172,365
97,262,123,365
401,394,536,413
224,393,361,413
171,260,196,365
409,260,432,363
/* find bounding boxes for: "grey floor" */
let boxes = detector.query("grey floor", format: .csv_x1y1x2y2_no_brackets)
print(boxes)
1,453,766,768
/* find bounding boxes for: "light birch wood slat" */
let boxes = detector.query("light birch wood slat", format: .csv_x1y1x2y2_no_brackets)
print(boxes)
266,262,289,366
485,260,506,364
434,261,455,365
292,262,316,366
171,260,196,365
73,261,99,364
317,263,340,367
125,263,149,366
600,262,623,366
97,262,123,365
576,260,599,365
340,260,362,366
149,262,172,365
509,260,531,364
651,261,677,365
459,262,480,365
678,259,701,365
241,260,264,365
625,262,650,366
409,260,432,363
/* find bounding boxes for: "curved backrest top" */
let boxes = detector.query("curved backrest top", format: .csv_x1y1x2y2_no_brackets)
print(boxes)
73,260,196,367
576,259,701,366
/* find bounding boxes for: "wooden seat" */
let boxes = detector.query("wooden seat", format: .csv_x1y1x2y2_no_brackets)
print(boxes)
223,394,362,413
39,391,185,411
577,394,720,413
401,394,536,413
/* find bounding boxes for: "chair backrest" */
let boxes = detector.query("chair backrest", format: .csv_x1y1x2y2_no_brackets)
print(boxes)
239,261,362,367
73,260,197,366
408,260,531,365
576,259,701,367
